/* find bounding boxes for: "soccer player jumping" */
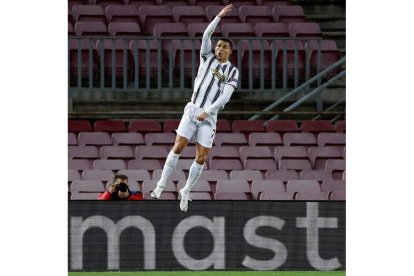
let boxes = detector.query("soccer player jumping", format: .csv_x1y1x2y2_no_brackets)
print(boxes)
151,4,239,212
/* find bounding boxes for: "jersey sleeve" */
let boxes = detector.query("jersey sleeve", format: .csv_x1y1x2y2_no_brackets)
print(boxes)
226,67,239,89
200,16,221,62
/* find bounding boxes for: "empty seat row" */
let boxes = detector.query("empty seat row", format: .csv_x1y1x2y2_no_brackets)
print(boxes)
68,119,346,133
69,5,305,28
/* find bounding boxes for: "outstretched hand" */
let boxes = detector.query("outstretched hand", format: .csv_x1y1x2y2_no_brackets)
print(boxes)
217,4,234,18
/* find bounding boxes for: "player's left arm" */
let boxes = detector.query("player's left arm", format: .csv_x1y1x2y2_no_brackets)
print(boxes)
196,84,235,121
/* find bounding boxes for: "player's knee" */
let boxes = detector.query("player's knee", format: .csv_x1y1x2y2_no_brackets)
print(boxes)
195,154,207,165
172,142,185,154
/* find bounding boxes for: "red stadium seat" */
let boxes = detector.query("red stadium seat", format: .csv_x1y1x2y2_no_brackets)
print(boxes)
209,160,242,171
272,5,305,24
325,159,345,180
283,133,317,147
262,1,289,8
239,146,273,162
198,170,229,183
335,120,346,133
135,146,168,160
254,23,289,38
153,23,188,37
217,119,232,132
216,179,250,193
205,5,241,24
142,180,176,199
230,170,263,182
71,5,106,23
74,22,108,36
69,159,93,170
117,169,152,182
300,120,335,133
232,120,265,133
100,146,134,159
69,169,81,181
237,39,272,81
129,119,162,133
188,23,223,37
239,6,275,24
93,159,127,170
272,40,306,81
305,40,341,78
259,190,294,200
176,159,209,171
138,5,174,35
265,120,299,133
209,146,240,162
308,146,343,169
172,6,206,25
68,39,98,84
248,132,283,148
295,192,329,200
127,159,162,170
221,23,255,38
244,159,277,171
177,180,212,192
286,179,320,193
163,119,181,133
321,180,345,193
187,192,213,200
69,146,100,159
145,133,176,146
111,132,145,146
330,191,345,200
214,192,252,200
95,0,125,8
78,132,112,146
108,22,142,35
265,170,299,182
214,133,248,147
82,169,114,181
251,180,285,200
94,120,127,132
279,159,311,172
169,39,202,82
274,146,308,163
317,133,346,147
105,5,139,23
68,132,78,145
289,22,323,38
153,169,186,182
68,21,75,35
300,170,333,181
231,0,258,7
71,180,105,200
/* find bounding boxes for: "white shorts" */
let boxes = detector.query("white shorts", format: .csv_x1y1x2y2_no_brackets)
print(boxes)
176,102,217,148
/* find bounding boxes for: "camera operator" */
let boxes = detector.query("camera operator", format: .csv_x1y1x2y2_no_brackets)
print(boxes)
98,173,143,200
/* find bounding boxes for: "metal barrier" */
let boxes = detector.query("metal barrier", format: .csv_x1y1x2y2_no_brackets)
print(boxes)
68,36,343,93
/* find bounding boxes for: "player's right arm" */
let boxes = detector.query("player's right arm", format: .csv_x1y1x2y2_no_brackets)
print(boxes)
200,4,234,57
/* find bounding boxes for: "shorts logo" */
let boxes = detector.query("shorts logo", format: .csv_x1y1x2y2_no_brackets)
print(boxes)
211,68,225,83
211,129,216,138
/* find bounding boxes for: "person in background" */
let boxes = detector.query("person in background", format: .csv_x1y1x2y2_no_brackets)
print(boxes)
98,173,143,200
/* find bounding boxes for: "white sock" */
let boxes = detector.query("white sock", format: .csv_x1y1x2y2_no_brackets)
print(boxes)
182,161,204,194
158,151,180,188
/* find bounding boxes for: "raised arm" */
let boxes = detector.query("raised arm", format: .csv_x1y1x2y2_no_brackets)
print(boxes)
200,4,234,56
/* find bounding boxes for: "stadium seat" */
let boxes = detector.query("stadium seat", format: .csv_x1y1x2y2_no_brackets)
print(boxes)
94,120,127,132
74,21,108,36
216,179,250,193
128,119,162,133
108,22,142,35
335,120,346,133
217,119,232,132
295,192,329,200
209,160,243,171
325,159,346,180
232,0,258,6
198,170,229,183
169,39,202,81
71,5,106,23
214,192,252,200
239,6,275,24
111,132,145,146
221,23,255,38
127,159,162,170
186,192,213,200
214,133,248,147
163,119,181,133
232,120,265,133
78,132,112,146
259,190,294,200
117,169,152,182
179,146,196,159
68,21,75,35
286,179,320,193
68,132,78,145
82,169,114,181
176,159,209,171
68,0,84,10
279,159,312,172
100,146,134,159
300,120,335,133
300,170,333,181
145,133,176,146
177,180,212,192
68,39,98,84
308,146,343,169
274,146,309,163
69,146,100,159
272,5,305,24
229,170,263,182
265,120,299,133
289,22,323,38
129,0,157,9
71,180,105,194
95,0,125,8
265,170,299,182
283,133,317,147
153,169,186,182
71,193,101,200
142,180,176,199
245,159,277,171
248,132,283,148
69,169,81,182
262,1,289,8
251,180,284,200
188,23,223,37
209,146,240,162
105,5,139,23
272,40,306,81
330,191,345,200
135,146,168,160
254,23,289,38
162,1,189,8
239,146,273,162
153,23,188,37
172,6,206,25
69,159,93,170
205,5,241,24
69,120,93,132
237,39,272,81
305,40,341,78
138,5,174,35
317,133,346,147
93,159,127,170
321,180,345,193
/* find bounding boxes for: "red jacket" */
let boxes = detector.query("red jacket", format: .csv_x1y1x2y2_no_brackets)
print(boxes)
98,191,144,200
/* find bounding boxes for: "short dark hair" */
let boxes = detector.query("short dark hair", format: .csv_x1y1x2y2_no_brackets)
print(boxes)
217,38,233,50
114,173,128,183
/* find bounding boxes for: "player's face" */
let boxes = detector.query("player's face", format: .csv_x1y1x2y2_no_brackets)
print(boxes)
215,40,232,63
